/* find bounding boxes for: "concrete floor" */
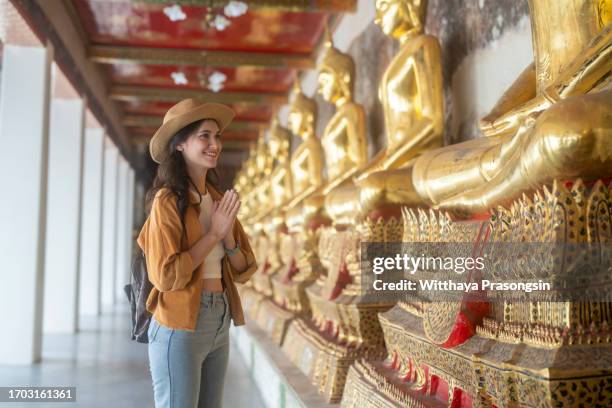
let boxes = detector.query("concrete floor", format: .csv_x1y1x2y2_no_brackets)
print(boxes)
0,305,265,408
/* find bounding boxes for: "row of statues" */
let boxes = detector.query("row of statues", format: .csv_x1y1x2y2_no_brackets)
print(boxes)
233,0,611,406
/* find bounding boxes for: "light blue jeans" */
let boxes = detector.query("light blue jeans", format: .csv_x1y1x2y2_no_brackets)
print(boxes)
148,289,231,408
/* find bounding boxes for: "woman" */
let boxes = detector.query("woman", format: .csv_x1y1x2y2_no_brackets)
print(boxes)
136,98,257,408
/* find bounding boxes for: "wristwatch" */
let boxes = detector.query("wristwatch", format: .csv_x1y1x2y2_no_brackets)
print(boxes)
224,242,241,256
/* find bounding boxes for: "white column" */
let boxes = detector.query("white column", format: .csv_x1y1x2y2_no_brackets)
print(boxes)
134,180,146,227
42,98,86,333
0,44,52,364
114,159,128,303
126,168,135,284
101,141,118,309
79,128,105,316
121,167,135,301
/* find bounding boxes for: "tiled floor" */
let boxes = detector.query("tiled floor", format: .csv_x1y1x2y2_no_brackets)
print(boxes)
0,305,265,407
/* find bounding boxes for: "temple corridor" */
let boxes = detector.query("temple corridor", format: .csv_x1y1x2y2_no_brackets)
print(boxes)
0,306,264,408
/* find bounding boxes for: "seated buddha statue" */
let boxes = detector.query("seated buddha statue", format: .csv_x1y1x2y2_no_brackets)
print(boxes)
268,116,293,209
274,78,328,291
325,0,445,224
315,28,368,225
317,28,368,191
252,131,274,221
237,145,257,222
411,0,612,217
286,79,325,208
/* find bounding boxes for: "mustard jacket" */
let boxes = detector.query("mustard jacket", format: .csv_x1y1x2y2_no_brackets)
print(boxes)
136,183,257,330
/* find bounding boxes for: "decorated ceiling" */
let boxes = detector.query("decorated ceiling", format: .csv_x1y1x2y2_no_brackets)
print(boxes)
65,0,356,159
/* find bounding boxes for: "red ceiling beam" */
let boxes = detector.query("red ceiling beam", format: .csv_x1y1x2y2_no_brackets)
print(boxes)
122,115,264,131
110,85,288,105
89,45,315,69
138,0,357,12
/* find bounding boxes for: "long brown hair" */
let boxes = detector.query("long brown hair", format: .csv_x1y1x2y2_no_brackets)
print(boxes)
145,118,221,221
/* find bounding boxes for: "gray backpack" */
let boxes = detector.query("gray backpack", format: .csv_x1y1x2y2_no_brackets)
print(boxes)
124,250,153,343
124,200,187,343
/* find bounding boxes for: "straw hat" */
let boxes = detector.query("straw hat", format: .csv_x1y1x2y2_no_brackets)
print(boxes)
149,98,235,164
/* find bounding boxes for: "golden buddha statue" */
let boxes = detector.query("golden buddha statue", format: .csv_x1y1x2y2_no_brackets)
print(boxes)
252,131,274,221
248,126,286,298
237,145,257,221
362,0,443,173
268,116,293,209
411,0,612,217
318,29,368,196
252,117,293,303
286,79,325,207
325,0,444,224
270,79,328,319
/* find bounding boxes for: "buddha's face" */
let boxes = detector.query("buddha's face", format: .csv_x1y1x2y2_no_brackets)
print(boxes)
288,109,304,136
268,134,280,156
375,0,414,37
317,69,341,103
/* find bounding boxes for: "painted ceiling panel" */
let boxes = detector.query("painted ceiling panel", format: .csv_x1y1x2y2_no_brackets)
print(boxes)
73,0,328,54
107,63,294,93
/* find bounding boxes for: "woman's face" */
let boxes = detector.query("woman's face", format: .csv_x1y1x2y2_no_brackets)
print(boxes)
176,119,222,170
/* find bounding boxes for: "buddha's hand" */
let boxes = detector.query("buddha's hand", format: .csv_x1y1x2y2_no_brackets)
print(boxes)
210,189,241,241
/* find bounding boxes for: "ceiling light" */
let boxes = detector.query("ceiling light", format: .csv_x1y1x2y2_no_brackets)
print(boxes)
212,15,231,31
207,70,227,92
224,1,248,17
163,4,186,22
203,0,248,31
208,82,224,92
208,71,227,84
171,72,188,85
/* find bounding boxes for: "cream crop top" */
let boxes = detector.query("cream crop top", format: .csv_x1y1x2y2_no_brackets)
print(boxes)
191,188,225,280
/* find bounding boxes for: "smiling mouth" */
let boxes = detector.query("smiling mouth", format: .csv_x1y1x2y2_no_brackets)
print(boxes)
203,151,218,158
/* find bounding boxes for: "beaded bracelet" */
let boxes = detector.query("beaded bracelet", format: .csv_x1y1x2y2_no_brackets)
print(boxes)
224,242,241,256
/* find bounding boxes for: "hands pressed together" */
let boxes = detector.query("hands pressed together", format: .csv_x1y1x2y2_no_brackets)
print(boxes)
210,189,241,242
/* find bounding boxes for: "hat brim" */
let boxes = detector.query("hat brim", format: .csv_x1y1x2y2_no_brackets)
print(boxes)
149,103,235,164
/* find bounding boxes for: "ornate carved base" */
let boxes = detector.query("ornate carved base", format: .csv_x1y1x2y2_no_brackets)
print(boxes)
271,255,322,315
342,304,612,408
341,179,612,407
281,317,386,403
306,280,393,349
252,297,295,346
251,264,280,297
341,359,446,408
237,285,266,322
